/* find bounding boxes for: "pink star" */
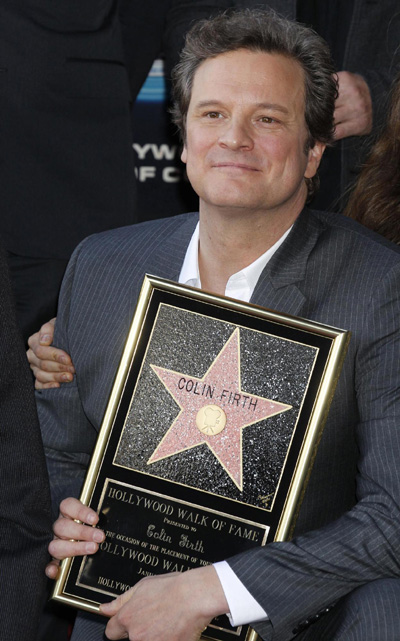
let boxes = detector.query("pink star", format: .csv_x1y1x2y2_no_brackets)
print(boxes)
147,328,291,490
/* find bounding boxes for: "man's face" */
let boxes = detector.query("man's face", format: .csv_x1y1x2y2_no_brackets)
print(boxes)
181,49,325,219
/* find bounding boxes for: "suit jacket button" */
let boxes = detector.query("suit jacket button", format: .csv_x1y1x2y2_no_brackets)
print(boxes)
292,620,309,635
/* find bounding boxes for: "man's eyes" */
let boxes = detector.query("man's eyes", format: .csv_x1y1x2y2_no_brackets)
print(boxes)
199,112,280,124
259,116,277,124
205,111,223,119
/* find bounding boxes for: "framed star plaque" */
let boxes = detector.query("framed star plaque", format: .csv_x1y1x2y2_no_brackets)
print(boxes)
53,275,350,641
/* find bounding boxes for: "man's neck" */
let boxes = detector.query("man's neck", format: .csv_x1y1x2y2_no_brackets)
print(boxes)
198,203,303,295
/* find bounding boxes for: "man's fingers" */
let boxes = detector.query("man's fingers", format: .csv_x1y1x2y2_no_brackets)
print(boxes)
27,316,75,387
103,594,137,641
27,342,75,387
333,121,353,141
48,536,102,560
101,596,128,620
29,344,74,369
59,497,99,524
333,71,372,139
38,317,56,345
48,497,105,561
37,367,74,382
100,587,137,618
45,559,60,580
31,364,73,383
52,515,104,544
34,377,61,390
101,569,221,640
104,618,129,639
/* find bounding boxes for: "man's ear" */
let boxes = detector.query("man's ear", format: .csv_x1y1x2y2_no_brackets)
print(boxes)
304,141,325,179
181,145,188,164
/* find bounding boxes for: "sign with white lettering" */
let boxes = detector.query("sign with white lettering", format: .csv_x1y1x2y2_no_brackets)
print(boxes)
53,276,349,641
131,59,198,223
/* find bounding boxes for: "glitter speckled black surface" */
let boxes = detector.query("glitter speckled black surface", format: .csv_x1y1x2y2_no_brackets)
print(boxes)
114,304,317,508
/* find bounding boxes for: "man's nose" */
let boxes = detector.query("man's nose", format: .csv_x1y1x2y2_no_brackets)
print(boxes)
218,118,254,150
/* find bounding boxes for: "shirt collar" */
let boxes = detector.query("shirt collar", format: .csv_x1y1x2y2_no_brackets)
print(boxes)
178,222,292,302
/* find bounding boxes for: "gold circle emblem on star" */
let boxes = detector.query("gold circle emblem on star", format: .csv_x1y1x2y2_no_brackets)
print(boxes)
196,405,227,436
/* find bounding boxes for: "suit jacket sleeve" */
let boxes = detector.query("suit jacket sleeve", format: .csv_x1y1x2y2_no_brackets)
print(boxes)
36,238,101,517
228,261,400,640
0,243,51,641
36,227,148,517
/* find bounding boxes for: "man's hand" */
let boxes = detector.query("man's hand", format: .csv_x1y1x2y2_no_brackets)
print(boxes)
100,565,229,641
46,497,105,580
334,71,373,140
27,318,75,389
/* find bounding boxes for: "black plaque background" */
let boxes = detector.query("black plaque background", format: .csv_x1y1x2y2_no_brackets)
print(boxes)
114,305,317,508
58,281,344,641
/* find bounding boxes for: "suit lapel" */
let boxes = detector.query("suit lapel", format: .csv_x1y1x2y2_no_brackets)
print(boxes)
251,208,326,317
140,208,326,320
142,212,199,283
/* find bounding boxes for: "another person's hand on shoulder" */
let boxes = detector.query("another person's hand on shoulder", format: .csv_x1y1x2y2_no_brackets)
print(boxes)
46,497,105,580
334,71,373,140
27,317,75,389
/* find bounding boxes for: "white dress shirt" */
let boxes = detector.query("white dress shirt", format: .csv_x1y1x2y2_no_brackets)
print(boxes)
178,222,291,626
179,222,290,304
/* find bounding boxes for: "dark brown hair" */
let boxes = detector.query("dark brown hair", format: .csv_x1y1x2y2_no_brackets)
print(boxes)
170,9,338,200
344,76,400,244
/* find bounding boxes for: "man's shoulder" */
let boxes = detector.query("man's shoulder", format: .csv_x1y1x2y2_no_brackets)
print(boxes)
85,212,198,248
308,208,400,264
73,212,199,263
62,212,199,295
274,207,400,290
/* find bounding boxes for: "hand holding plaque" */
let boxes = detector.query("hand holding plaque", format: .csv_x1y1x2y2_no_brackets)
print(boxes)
100,565,228,641
46,498,105,580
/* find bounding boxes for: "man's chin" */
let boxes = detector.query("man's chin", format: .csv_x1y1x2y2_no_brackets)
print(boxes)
200,197,265,216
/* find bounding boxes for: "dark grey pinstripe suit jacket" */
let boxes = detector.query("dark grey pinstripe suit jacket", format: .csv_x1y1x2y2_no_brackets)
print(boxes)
37,208,400,640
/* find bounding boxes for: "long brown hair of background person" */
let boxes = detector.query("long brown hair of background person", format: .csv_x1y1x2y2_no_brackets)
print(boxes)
345,75,400,244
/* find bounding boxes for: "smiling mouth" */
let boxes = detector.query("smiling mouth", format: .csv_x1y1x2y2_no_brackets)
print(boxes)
213,162,260,172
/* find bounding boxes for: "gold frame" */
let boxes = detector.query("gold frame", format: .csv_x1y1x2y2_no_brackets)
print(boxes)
53,275,350,641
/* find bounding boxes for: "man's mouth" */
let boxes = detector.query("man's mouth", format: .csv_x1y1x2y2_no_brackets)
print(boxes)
212,162,260,172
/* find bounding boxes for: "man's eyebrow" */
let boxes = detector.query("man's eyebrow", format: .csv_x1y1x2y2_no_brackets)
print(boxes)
192,100,290,115
192,100,226,110
255,102,290,115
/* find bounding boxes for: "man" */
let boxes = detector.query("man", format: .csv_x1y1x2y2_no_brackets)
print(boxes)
0,242,51,641
36,10,400,641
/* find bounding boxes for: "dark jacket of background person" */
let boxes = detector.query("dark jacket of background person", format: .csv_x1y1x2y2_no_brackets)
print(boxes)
164,0,400,211
0,0,170,340
0,240,51,641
